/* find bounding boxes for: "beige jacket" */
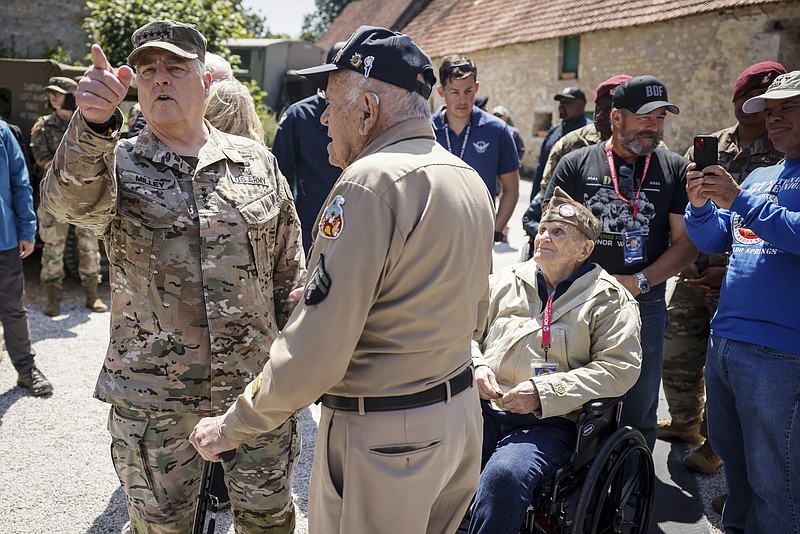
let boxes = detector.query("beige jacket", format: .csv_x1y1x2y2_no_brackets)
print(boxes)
473,261,642,419
224,118,496,440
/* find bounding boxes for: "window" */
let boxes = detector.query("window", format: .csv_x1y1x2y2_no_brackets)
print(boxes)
560,36,580,80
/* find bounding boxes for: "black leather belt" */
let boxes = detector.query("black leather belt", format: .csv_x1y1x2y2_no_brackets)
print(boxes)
321,366,473,413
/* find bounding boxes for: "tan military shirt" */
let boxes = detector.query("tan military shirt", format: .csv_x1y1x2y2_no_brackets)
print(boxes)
223,118,496,440
42,111,305,414
472,261,642,420
30,113,71,170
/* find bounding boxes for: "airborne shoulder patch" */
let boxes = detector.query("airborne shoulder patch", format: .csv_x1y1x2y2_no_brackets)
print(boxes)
304,253,332,306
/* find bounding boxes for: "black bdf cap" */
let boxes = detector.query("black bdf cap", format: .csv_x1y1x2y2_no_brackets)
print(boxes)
296,25,436,98
612,75,679,115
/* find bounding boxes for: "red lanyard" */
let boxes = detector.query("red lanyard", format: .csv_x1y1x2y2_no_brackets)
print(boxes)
605,141,651,217
541,293,554,360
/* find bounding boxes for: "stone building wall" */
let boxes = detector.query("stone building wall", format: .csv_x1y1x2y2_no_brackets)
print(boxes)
1,0,89,59
429,3,799,172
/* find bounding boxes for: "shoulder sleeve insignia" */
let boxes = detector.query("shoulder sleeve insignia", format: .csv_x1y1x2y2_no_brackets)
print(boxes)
250,373,263,399
319,194,345,239
304,253,332,306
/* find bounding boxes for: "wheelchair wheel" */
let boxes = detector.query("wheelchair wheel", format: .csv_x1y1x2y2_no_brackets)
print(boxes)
570,427,654,534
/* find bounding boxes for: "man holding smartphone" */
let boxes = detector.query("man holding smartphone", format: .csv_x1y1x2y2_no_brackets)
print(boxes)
544,75,697,450
660,62,786,493
685,69,800,533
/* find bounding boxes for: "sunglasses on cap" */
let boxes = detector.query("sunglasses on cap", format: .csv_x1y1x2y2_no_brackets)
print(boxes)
444,62,475,78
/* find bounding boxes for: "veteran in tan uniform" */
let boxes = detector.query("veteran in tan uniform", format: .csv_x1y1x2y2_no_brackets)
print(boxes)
190,25,496,534
41,21,305,534
30,76,106,316
469,187,642,532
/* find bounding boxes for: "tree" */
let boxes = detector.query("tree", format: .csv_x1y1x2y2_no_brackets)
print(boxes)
300,0,355,42
83,0,267,67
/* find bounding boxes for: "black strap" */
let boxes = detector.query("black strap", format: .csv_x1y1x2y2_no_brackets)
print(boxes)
321,366,473,413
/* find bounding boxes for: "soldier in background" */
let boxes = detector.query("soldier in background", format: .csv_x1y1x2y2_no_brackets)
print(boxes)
42,21,305,533
31,76,107,316
659,60,786,512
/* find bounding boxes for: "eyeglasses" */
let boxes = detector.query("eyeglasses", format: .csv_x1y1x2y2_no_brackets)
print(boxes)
444,62,475,78
618,165,634,193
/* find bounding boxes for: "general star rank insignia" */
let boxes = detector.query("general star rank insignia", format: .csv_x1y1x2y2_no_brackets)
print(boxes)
319,194,346,239
305,253,332,305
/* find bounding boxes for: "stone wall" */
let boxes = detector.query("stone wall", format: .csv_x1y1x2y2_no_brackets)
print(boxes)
429,3,799,172
1,0,89,59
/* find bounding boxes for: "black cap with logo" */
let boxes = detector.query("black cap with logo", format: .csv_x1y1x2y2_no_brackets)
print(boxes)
612,75,679,115
554,87,586,102
297,25,436,98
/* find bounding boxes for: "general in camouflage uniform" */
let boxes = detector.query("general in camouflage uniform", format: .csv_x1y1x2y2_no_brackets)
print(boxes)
42,21,306,534
661,62,786,481
30,76,106,316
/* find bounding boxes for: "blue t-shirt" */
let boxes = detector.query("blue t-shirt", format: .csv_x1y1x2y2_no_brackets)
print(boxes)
685,158,800,353
272,94,342,256
431,106,520,196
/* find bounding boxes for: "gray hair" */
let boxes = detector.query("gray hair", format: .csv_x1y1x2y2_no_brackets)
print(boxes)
340,70,430,122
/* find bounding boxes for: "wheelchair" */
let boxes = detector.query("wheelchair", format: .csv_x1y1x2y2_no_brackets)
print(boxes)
520,397,655,533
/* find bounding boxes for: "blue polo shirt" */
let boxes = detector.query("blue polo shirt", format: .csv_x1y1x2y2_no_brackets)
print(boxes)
431,106,520,197
272,94,342,256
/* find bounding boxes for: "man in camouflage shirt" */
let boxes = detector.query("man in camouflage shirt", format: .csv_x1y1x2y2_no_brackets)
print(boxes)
30,76,107,316
41,21,305,533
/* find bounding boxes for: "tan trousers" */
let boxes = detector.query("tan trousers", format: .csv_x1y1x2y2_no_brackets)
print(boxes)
309,387,481,534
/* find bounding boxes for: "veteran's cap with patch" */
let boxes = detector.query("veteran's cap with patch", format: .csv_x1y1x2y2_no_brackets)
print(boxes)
742,70,800,113
44,76,78,94
542,186,601,241
127,20,207,67
296,25,436,98
613,75,679,115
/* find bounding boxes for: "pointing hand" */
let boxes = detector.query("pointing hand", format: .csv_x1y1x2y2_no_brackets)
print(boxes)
77,44,134,125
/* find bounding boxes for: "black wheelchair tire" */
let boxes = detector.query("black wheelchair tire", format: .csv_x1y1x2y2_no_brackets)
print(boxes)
570,426,654,534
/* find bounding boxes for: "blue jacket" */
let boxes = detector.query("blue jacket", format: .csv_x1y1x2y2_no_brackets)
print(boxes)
685,158,800,353
431,105,519,197
0,120,36,251
272,94,341,256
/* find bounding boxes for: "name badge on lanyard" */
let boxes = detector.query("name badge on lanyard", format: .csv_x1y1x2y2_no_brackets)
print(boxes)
605,142,650,266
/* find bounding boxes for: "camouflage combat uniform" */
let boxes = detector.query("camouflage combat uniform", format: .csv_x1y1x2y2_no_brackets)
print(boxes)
30,112,102,287
663,126,784,430
42,110,306,533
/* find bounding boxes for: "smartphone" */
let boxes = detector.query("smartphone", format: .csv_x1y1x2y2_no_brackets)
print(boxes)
693,135,719,172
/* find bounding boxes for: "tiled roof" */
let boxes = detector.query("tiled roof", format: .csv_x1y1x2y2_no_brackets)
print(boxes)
316,0,422,50
400,0,788,58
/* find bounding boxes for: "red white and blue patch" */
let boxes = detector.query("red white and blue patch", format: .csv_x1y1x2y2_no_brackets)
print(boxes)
319,195,346,239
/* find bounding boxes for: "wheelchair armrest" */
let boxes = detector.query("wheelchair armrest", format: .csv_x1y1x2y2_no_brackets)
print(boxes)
583,397,624,417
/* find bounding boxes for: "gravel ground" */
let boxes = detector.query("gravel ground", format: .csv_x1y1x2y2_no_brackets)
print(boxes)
1,179,724,533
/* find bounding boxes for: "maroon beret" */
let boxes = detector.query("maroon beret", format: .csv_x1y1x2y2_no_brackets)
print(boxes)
594,75,632,102
732,61,787,102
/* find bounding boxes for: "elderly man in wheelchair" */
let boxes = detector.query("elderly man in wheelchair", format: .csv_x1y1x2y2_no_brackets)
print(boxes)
468,187,647,534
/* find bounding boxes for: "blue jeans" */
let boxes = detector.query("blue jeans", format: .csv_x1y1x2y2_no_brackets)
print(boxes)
706,335,800,534
619,282,667,451
469,401,575,534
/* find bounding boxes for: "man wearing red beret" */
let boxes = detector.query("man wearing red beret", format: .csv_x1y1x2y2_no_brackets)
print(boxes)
659,60,786,512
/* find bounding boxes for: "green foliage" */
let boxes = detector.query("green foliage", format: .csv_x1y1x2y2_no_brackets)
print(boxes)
241,79,279,147
83,0,265,67
45,45,86,66
300,0,354,42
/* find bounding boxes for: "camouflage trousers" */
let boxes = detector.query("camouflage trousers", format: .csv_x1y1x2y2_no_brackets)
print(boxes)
37,206,101,286
662,277,720,431
108,406,299,534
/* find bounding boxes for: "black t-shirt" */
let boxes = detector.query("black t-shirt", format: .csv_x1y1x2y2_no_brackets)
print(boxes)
545,143,689,275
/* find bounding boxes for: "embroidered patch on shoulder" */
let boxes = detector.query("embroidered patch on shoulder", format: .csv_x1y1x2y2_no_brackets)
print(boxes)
319,195,346,239
304,253,332,306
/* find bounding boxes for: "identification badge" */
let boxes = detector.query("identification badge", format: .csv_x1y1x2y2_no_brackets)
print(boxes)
623,228,646,266
534,363,559,376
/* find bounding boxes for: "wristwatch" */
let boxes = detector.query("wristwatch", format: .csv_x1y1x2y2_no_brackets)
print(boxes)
635,272,651,294
494,230,505,243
